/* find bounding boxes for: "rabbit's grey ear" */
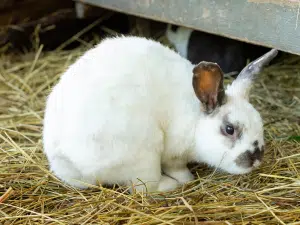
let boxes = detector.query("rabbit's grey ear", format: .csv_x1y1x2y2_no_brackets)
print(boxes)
192,62,226,114
226,49,278,100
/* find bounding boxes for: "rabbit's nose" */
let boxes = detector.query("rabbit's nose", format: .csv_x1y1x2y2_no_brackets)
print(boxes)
252,146,264,162
251,146,264,168
235,146,264,168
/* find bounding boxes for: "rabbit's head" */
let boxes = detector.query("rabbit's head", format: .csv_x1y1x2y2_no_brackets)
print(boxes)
192,49,278,174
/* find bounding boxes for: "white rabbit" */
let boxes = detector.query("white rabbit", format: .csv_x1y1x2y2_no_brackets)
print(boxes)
42,35,277,193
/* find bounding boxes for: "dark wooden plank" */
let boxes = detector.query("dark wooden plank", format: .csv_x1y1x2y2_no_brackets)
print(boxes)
77,0,300,56
0,0,73,26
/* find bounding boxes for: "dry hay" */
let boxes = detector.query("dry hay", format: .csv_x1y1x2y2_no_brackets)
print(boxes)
0,30,300,225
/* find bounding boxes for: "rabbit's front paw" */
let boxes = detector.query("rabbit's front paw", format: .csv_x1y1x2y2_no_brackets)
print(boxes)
157,175,179,192
163,167,194,184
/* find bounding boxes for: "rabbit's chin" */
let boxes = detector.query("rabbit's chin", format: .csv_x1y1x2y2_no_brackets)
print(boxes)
218,161,261,175
194,149,260,176
195,152,261,176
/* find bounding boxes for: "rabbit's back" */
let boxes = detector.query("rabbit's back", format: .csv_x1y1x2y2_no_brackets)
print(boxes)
46,36,195,136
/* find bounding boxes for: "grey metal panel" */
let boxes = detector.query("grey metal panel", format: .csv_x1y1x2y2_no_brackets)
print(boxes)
78,0,300,55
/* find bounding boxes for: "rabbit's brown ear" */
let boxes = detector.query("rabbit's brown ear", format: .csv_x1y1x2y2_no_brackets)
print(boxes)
192,62,225,114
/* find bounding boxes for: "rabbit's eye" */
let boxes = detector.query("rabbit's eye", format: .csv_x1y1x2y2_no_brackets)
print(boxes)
225,125,234,135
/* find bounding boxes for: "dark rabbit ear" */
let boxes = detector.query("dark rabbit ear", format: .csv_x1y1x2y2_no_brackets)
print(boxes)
192,62,226,114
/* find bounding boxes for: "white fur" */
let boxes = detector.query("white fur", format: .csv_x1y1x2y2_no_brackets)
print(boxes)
165,24,192,58
43,36,264,193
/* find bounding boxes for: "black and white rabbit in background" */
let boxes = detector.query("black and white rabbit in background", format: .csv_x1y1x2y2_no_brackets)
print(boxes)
166,24,277,75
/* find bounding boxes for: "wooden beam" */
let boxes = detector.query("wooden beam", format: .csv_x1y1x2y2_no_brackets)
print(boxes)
0,0,73,26
76,0,300,56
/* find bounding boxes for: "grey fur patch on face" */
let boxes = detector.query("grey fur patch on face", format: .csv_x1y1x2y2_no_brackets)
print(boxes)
235,145,264,168
235,150,253,168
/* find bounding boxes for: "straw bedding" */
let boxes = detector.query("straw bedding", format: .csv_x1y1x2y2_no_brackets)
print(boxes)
0,33,300,225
